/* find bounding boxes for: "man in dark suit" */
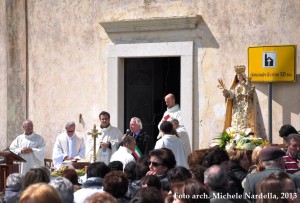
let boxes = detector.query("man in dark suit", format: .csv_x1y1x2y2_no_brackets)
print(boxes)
128,117,154,157
244,146,300,202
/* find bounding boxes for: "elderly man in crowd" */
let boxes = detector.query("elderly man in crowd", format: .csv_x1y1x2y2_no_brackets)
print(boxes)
284,133,300,174
244,146,300,202
9,119,45,174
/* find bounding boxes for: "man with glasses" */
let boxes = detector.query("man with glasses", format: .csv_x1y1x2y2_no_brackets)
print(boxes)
52,121,85,169
10,119,46,174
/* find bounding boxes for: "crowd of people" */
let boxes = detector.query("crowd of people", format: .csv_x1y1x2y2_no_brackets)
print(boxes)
1,93,300,203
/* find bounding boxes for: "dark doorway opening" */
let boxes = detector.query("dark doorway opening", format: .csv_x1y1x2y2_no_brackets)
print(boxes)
124,57,180,142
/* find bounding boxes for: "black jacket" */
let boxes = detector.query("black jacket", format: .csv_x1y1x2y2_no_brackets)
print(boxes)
229,160,248,194
130,130,154,155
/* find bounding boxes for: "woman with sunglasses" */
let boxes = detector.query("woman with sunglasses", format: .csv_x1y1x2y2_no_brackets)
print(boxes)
146,148,176,191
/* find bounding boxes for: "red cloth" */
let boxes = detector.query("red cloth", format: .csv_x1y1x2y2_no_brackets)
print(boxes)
163,114,170,121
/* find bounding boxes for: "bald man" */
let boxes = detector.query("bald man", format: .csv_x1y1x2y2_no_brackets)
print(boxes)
158,93,181,132
9,119,45,174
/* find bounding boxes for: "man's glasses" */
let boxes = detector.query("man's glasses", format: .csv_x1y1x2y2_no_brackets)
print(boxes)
67,130,74,133
148,161,162,167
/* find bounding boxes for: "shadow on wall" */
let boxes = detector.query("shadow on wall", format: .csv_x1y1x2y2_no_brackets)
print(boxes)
101,16,219,48
100,16,219,150
253,91,267,140
254,74,300,136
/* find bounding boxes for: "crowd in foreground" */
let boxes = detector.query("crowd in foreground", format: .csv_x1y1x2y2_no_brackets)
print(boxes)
2,91,300,203
2,136,300,203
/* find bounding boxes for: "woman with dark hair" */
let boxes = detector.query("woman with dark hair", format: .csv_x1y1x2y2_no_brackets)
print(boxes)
124,161,137,183
202,146,240,194
103,171,130,203
140,175,161,190
256,172,296,203
167,166,192,184
62,168,82,191
189,165,206,184
202,146,230,170
146,148,176,191
130,187,164,203
23,167,50,190
127,155,150,199
187,149,207,168
228,148,251,194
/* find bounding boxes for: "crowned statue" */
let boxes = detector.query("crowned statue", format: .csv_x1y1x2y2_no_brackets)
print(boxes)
212,66,267,151
218,65,257,136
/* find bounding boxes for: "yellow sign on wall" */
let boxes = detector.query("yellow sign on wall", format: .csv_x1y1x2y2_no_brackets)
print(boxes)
248,45,296,82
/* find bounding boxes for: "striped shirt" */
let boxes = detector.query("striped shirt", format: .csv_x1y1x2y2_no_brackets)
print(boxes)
284,155,299,173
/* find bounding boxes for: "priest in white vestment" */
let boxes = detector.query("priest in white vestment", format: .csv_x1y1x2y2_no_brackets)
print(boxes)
9,119,45,174
86,111,123,164
171,118,192,156
52,121,85,169
157,93,181,139
155,121,188,168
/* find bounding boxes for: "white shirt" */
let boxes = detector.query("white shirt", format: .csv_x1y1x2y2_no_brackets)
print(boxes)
155,134,188,168
9,132,45,174
176,125,192,156
110,146,135,170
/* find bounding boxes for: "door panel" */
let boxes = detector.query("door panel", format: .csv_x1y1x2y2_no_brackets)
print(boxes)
124,57,180,140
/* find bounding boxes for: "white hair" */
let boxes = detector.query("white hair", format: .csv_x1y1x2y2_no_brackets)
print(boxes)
131,117,143,129
65,121,75,128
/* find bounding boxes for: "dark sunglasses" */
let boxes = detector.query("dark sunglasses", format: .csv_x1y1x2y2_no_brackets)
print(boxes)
148,161,162,167
67,130,75,133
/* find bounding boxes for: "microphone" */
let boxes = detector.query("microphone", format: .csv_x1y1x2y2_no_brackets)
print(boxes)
126,129,131,136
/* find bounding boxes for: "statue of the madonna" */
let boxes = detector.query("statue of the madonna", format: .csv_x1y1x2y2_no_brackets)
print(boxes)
220,65,257,135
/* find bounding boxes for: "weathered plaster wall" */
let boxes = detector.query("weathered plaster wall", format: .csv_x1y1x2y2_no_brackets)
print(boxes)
0,0,27,149
0,0,8,150
1,0,299,157
27,1,106,157
196,0,300,146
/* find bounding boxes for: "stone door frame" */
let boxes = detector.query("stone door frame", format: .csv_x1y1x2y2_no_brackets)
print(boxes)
107,41,194,149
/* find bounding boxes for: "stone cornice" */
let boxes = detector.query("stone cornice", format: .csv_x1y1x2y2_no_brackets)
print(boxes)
100,16,201,33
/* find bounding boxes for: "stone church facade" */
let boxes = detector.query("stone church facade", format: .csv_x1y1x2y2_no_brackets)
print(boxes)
0,0,299,158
